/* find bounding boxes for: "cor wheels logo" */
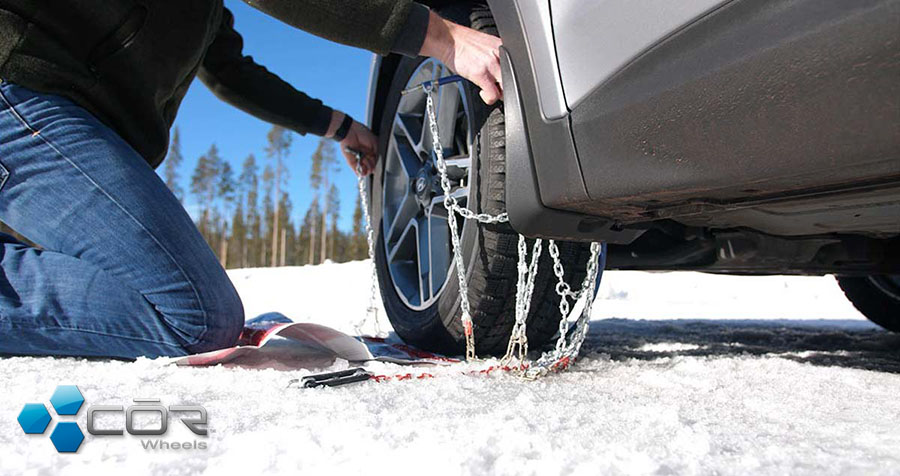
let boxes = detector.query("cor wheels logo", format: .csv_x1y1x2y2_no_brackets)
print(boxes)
17,385,209,453
17,385,86,453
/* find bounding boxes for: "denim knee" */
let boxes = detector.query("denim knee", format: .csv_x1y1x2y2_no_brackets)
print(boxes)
191,280,245,353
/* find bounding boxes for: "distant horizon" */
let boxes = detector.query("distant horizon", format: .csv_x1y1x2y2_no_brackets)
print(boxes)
161,0,373,232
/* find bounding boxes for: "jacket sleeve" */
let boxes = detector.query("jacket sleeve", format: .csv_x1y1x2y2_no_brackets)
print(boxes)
198,8,333,137
243,0,429,56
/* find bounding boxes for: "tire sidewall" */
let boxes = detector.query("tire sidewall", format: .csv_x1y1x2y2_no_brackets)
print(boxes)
837,275,900,332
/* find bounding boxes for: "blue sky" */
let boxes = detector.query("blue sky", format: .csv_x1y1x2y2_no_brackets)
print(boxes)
161,0,374,230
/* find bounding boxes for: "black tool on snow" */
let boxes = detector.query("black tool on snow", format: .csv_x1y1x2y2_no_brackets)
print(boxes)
293,368,373,388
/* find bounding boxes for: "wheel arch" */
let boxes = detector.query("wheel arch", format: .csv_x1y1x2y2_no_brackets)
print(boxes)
365,1,471,134
365,53,401,135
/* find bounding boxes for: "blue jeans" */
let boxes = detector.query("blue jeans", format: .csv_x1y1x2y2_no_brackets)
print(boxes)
0,81,244,359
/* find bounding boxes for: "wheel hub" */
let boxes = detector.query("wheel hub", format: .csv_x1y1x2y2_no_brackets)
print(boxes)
414,167,434,206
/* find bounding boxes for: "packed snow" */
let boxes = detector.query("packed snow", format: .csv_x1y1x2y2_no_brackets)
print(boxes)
3,260,899,475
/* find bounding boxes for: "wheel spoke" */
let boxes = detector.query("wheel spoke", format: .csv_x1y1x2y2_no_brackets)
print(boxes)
391,134,422,180
384,192,418,249
429,214,450,295
435,83,463,151
432,61,442,80
395,113,424,153
388,218,417,264
415,215,431,303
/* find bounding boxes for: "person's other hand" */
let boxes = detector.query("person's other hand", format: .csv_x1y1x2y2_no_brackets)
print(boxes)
327,111,379,175
420,10,503,105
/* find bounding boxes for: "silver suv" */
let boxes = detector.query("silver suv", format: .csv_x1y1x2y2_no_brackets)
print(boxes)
364,1,900,354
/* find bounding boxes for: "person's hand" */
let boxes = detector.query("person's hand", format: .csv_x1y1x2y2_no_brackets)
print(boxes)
341,120,378,175
419,10,503,105
327,110,378,175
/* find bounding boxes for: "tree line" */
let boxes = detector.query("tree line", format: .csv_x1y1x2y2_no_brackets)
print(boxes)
0,125,366,269
164,125,369,269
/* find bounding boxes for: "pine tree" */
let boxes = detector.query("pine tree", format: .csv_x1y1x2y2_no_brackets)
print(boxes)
333,229,351,262
306,197,320,265
190,144,222,244
299,195,329,266
309,141,325,264
266,126,292,267
277,191,293,266
309,139,338,263
327,184,340,260
261,164,274,267
217,161,236,266
351,195,366,260
240,155,260,268
164,127,185,202
230,198,246,269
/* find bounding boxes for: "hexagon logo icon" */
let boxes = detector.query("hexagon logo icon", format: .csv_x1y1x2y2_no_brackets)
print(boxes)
49,385,84,416
20,385,89,453
17,403,52,434
50,422,84,453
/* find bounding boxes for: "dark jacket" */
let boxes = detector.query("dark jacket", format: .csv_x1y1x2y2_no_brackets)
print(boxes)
0,1,428,167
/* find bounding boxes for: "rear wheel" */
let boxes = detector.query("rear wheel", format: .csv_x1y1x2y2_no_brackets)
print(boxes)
371,6,591,355
837,275,900,332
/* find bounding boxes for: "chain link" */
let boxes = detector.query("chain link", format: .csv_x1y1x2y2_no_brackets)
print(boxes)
354,162,385,337
524,241,602,379
500,235,542,366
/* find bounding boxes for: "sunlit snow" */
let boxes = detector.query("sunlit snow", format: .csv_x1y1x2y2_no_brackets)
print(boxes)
3,261,898,475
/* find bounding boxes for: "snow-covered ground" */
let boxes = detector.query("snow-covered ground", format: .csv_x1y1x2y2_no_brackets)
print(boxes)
3,261,899,475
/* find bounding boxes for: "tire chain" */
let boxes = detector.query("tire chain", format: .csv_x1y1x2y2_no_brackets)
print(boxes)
355,79,604,378
353,159,385,338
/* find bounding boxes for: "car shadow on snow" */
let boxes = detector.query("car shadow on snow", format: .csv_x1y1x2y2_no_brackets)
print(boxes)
574,318,900,374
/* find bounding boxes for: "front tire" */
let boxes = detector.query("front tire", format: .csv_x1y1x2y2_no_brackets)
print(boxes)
371,6,591,355
837,275,900,332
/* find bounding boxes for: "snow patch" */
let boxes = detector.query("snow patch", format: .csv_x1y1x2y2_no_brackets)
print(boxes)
638,342,703,352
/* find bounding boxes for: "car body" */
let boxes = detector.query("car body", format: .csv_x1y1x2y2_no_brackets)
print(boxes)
369,0,899,275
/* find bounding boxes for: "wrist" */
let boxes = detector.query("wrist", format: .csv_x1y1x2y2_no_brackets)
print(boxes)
326,110,345,138
419,10,454,63
332,113,355,142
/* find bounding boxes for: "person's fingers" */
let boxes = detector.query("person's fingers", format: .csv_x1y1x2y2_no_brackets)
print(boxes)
487,54,502,82
487,61,503,99
362,138,377,156
364,147,377,174
478,77,501,104
354,124,378,152
363,138,378,175
342,151,361,175
349,147,373,176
